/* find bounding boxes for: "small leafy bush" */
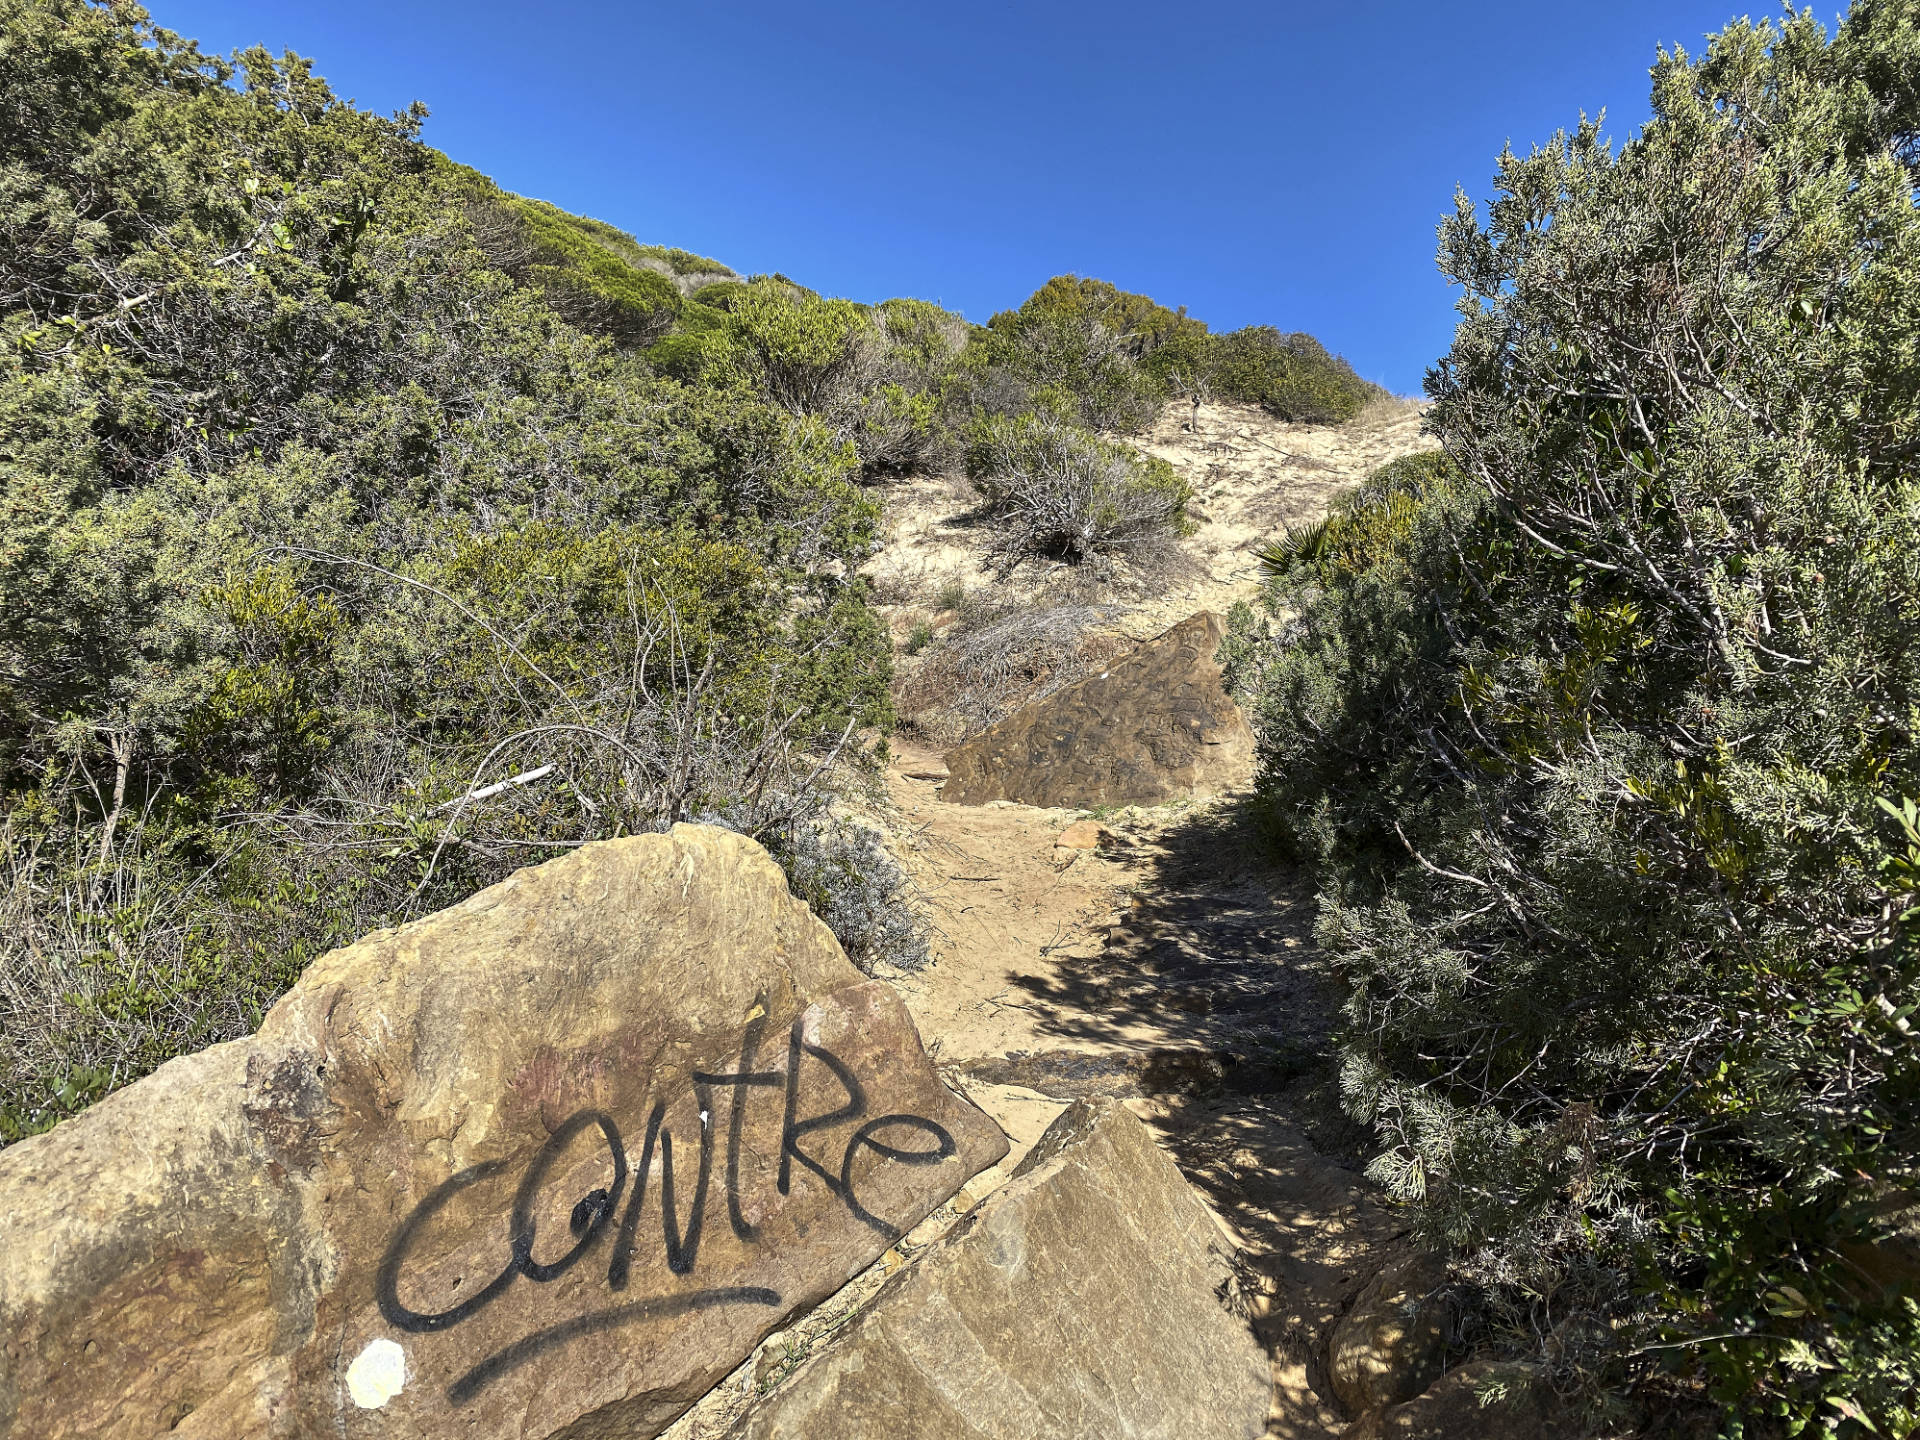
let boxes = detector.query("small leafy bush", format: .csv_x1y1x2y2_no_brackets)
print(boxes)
712,281,878,421
858,382,945,476
971,276,1200,433
770,814,930,975
1254,450,1454,577
493,197,684,345
632,243,733,277
965,408,1191,572
1208,326,1379,423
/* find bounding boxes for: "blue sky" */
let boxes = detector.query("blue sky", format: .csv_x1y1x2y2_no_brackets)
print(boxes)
154,1,1813,394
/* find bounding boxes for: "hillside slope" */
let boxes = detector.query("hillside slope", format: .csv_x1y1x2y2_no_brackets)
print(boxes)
662,397,1437,1438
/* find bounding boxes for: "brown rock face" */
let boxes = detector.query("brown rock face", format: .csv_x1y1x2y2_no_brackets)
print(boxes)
1341,1361,1562,1440
941,611,1255,808
728,1098,1272,1440
1327,1252,1451,1415
0,826,1006,1440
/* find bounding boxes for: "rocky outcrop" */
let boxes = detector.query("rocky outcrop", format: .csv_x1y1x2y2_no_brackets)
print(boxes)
1327,1252,1451,1414
941,611,1255,808
727,1098,1272,1440
0,826,1006,1440
1341,1361,1559,1440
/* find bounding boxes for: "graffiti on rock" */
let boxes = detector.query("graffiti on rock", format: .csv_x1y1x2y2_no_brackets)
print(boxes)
376,1010,957,1402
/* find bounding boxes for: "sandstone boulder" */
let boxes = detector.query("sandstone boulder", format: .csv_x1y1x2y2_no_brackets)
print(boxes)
0,825,1006,1440
941,611,1255,808
1327,1251,1451,1414
1341,1361,1561,1440
727,1098,1272,1440
1054,819,1110,850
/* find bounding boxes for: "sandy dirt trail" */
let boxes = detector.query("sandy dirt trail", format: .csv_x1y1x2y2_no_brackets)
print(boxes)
669,399,1432,1438
874,400,1433,1436
882,748,1405,1437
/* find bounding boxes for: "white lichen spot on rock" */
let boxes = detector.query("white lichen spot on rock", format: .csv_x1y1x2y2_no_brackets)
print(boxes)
347,1337,407,1409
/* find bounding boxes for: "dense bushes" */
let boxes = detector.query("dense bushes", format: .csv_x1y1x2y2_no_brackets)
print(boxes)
965,406,1190,571
633,262,1374,578
970,275,1200,432
1207,326,1377,423
0,0,1389,1137
1231,7,1920,1431
481,195,688,344
961,274,1381,430
0,0,903,1137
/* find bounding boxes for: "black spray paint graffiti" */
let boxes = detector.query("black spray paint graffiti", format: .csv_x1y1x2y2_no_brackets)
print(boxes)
376,1011,956,1403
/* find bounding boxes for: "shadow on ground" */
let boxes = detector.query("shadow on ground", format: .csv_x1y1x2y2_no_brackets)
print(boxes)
976,794,1340,1115
958,793,1406,1435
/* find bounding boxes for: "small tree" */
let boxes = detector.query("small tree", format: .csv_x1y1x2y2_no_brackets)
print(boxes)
977,276,1202,434
719,281,880,422
1207,326,1377,423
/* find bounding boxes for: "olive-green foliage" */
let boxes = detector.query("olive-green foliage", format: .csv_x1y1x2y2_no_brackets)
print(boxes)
688,278,748,307
1231,8,1920,1431
857,382,943,476
651,283,970,479
953,275,1380,447
496,197,685,345
1254,451,1453,576
1012,275,1199,353
855,299,968,474
965,406,1190,572
632,243,732,277
645,264,1373,500
972,275,1201,433
448,170,734,349
717,280,877,416
1208,326,1380,423
0,0,899,1137
874,297,970,375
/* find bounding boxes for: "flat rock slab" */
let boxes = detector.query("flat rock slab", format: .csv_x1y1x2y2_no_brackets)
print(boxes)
728,1098,1272,1440
0,825,1006,1440
941,611,1255,808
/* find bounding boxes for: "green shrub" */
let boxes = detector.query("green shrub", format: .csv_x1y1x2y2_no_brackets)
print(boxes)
1254,451,1455,577
685,279,750,312
858,382,945,475
1231,7,1920,1430
875,297,970,377
632,243,733,277
970,275,1205,434
644,330,726,381
716,280,878,419
959,276,1376,436
0,0,897,1135
497,197,684,345
1208,326,1379,423
965,407,1190,571
1006,275,1200,357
